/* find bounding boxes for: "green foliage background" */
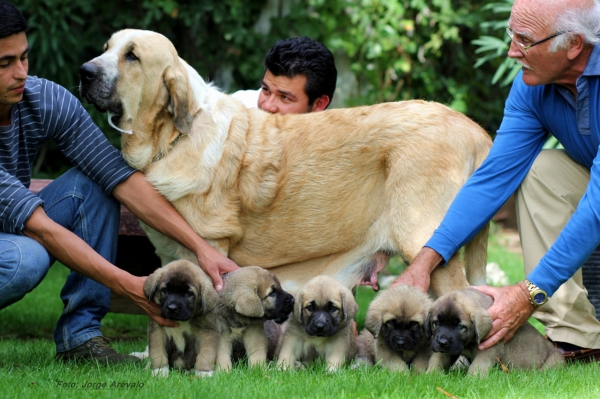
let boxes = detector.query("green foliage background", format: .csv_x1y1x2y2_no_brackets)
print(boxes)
18,0,511,177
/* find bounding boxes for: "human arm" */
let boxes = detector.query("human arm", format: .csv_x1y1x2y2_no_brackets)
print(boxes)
22,206,177,327
112,171,239,291
391,247,443,293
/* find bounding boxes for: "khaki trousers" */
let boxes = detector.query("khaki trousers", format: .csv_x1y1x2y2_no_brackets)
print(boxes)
516,149,600,348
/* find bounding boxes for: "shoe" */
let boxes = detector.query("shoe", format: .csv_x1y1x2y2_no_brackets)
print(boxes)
55,336,141,364
549,338,600,363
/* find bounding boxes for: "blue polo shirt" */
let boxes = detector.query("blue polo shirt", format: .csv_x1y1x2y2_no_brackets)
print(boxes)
426,41,600,297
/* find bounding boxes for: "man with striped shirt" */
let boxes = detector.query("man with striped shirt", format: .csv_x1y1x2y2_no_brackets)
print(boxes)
0,1,238,363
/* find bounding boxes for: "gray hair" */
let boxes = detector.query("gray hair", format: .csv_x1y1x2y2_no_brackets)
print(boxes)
550,0,600,51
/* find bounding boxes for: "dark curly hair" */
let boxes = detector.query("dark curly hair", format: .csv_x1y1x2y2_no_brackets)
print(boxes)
264,37,337,108
0,1,28,39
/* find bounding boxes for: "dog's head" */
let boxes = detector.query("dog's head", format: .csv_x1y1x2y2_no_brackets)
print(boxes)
220,266,295,323
294,275,358,337
79,29,196,163
364,284,432,353
424,289,493,356
144,259,218,321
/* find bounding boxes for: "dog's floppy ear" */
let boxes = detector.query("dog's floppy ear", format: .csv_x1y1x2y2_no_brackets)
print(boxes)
364,309,382,339
295,291,304,324
144,269,161,304
163,64,194,134
199,284,219,316
341,290,358,324
231,285,264,318
471,307,493,345
424,312,433,339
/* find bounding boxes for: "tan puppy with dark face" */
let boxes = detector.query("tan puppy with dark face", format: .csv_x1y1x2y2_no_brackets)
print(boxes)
277,276,358,372
216,266,295,371
79,29,492,296
425,288,565,376
358,285,433,372
144,260,219,377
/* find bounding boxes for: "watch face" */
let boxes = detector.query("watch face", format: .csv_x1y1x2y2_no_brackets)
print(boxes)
533,292,547,304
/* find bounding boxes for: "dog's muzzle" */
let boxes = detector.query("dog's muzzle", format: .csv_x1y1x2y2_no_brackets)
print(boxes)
306,311,337,337
270,292,295,324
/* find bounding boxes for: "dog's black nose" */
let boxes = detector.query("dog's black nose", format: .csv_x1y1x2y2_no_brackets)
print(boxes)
437,336,449,348
167,304,179,313
79,63,99,84
396,337,406,346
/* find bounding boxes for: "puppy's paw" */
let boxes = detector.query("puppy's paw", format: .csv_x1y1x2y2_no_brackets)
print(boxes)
152,366,170,378
130,345,149,359
195,370,214,378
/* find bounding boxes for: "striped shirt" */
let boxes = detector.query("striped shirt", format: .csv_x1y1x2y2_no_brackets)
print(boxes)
0,76,135,234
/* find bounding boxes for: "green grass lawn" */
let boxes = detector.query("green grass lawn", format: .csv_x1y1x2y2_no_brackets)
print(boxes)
1,226,599,399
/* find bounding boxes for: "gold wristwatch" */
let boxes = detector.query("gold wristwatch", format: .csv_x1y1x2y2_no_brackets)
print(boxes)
525,279,548,307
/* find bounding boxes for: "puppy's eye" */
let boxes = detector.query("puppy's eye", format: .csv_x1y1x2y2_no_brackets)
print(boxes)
329,306,338,313
125,50,139,62
268,290,277,298
186,290,194,297
385,320,394,328
431,320,439,329
306,304,315,312
409,321,420,330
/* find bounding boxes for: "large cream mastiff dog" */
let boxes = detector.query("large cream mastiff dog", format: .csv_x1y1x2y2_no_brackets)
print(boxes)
79,29,492,294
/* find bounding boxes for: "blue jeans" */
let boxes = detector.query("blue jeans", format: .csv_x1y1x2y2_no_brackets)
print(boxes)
0,168,120,352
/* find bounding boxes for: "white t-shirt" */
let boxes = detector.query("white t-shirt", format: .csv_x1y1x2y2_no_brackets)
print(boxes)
231,89,260,109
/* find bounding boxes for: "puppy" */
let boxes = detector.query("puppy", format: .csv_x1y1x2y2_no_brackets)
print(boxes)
144,259,220,377
426,288,565,376
358,285,433,372
216,266,295,371
277,276,358,372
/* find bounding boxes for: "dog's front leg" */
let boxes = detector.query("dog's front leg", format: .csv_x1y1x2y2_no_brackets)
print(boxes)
324,336,350,373
195,328,218,377
244,324,269,368
426,352,455,373
276,333,298,371
216,331,234,372
148,322,170,377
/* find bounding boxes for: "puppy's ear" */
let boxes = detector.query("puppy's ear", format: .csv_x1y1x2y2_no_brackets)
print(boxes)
424,312,433,339
144,270,161,304
471,307,493,345
231,285,264,318
295,291,304,324
163,64,194,134
199,284,219,316
364,309,382,339
341,290,358,324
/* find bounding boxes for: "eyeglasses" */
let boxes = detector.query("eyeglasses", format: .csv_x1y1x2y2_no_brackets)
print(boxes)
506,27,569,54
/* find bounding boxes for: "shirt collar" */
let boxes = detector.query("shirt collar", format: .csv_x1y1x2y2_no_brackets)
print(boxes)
582,37,600,76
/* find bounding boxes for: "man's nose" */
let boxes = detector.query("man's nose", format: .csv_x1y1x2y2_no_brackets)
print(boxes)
261,96,278,114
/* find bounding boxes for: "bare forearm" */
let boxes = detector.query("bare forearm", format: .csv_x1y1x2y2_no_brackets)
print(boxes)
113,172,208,256
23,207,131,296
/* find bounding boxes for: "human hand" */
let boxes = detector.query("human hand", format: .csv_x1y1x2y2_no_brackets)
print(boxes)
474,282,535,350
391,248,442,293
197,245,240,292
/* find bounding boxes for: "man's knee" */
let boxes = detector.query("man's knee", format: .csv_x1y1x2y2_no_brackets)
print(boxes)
0,237,51,308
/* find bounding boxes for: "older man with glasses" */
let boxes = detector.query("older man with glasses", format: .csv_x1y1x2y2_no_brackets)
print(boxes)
393,0,600,363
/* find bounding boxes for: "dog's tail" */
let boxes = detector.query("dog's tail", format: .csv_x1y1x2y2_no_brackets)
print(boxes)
464,223,489,286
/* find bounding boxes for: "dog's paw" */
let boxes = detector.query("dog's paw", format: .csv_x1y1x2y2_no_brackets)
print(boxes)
195,370,214,378
152,366,170,378
130,345,149,360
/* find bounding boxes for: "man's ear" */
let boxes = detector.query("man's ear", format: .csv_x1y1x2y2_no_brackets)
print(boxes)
567,33,586,61
310,95,330,112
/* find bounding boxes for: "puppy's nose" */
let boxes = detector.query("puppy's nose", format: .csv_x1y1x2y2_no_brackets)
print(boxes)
396,337,406,346
80,63,99,84
437,336,449,348
314,320,326,330
167,304,179,313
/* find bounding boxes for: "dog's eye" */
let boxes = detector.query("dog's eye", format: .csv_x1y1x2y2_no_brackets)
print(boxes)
267,290,277,298
385,320,394,328
125,50,139,62
431,320,439,329
409,321,420,330
329,305,338,313
306,304,315,312
186,290,194,297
